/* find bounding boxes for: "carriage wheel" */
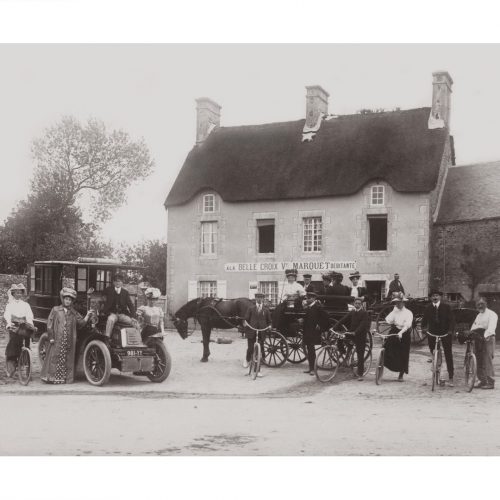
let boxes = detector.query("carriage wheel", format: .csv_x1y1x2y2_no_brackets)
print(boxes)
375,349,385,385
364,331,373,361
286,329,307,364
37,332,50,364
261,331,288,367
18,348,32,386
250,342,262,380
83,340,112,386
465,352,477,393
314,345,339,383
410,316,427,345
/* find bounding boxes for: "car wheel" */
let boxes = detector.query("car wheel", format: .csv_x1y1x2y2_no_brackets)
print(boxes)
146,338,172,383
83,340,112,386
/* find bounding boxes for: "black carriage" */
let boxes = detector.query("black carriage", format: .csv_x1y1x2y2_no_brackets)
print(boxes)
28,258,171,386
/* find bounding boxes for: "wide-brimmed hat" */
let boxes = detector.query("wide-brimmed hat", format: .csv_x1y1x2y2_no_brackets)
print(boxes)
144,287,161,299
321,274,332,281
330,271,343,281
349,271,361,281
391,292,408,303
285,269,297,277
60,287,77,301
9,283,26,293
429,289,443,297
306,292,318,299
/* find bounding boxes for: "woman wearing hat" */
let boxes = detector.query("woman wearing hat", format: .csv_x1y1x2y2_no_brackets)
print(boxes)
3,284,35,377
137,287,165,340
272,269,306,330
348,271,367,304
382,292,413,381
41,288,92,384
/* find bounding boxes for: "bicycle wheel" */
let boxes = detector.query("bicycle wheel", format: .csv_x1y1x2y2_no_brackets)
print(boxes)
350,346,373,377
261,331,288,367
465,352,477,393
18,348,32,386
251,342,262,380
375,349,385,385
375,306,394,337
314,346,339,383
410,316,427,345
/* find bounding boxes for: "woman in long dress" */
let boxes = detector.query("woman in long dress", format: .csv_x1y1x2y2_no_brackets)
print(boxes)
137,287,165,341
383,292,413,381
3,283,36,377
41,287,92,384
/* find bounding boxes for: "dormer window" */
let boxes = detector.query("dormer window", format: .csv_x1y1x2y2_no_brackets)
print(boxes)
371,185,385,206
203,193,216,213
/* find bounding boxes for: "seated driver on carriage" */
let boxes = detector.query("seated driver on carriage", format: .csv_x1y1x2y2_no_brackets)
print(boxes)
272,269,306,331
103,273,138,337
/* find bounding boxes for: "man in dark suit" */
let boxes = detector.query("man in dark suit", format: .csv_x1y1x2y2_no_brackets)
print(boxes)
302,274,315,294
386,273,405,299
243,292,272,372
302,292,330,375
103,273,137,337
328,272,350,311
336,297,371,380
421,289,455,386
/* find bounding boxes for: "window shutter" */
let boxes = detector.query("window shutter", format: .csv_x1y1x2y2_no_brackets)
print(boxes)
187,280,198,301
248,281,258,299
217,280,227,299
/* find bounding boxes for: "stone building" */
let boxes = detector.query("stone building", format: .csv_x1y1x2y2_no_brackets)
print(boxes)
164,72,455,313
431,161,500,304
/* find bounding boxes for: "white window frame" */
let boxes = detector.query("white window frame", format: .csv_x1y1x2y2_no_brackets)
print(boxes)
200,221,217,255
303,216,322,253
203,193,216,213
258,281,278,306
198,280,217,298
370,185,385,206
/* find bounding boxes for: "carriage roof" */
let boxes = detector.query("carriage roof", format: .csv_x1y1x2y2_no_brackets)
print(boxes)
33,258,145,270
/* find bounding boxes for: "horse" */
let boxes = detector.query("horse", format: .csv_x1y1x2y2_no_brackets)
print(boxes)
171,297,254,362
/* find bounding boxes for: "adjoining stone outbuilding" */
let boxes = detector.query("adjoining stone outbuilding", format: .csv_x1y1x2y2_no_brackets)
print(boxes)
164,72,455,314
431,161,500,306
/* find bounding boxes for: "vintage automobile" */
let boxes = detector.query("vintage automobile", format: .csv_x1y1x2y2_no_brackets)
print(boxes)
28,257,172,386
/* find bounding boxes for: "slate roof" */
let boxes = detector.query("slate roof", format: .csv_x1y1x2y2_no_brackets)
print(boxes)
436,161,500,224
165,107,449,207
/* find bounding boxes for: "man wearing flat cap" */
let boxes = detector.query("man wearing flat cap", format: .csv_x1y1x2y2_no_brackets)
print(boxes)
302,292,329,375
421,289,455,386
302,274,315,294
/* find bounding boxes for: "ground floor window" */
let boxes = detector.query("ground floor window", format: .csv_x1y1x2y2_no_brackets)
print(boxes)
258,281,278,306
198,280,217,298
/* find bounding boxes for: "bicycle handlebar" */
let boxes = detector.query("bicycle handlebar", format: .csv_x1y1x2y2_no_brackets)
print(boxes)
244,324,272,333
372,331,401,339
425,332,450,338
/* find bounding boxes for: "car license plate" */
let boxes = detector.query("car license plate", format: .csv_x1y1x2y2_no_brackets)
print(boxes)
126,349,143,356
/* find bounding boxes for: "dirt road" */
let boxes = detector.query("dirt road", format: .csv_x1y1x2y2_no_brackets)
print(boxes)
1,330,499,455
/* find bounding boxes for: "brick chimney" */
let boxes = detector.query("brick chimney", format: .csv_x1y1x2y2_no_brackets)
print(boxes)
305,85,329,128
195,97,221,144
428,71,453,129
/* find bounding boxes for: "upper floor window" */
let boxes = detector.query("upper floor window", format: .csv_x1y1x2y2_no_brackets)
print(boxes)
368,215,388,251
201,221,218,255
203,193,216,213
303,216,322,253
257,219,275,254
371,185,385,206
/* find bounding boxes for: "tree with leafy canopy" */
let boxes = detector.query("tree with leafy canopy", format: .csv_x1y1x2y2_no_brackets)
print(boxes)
31,116,154,222
460,244,500,301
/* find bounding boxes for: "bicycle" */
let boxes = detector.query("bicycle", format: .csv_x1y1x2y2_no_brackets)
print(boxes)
373,331,402,385
7,320,37,386
245,325,271,380
314,328,372,383
457,330,477,393
426,332,450,391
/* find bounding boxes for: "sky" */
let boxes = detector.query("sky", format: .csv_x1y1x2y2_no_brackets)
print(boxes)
1,44,500,245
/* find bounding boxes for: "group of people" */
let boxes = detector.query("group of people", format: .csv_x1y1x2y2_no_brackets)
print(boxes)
241,268,498,388
2,273,166,384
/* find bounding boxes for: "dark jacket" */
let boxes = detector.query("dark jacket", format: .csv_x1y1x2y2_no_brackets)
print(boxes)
103,286,136,317
303,301,330,345
303,282,316,294
349,286,367,300
337,308,370,338
244,304,272,339
387,279,405,298
421,301,454,336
